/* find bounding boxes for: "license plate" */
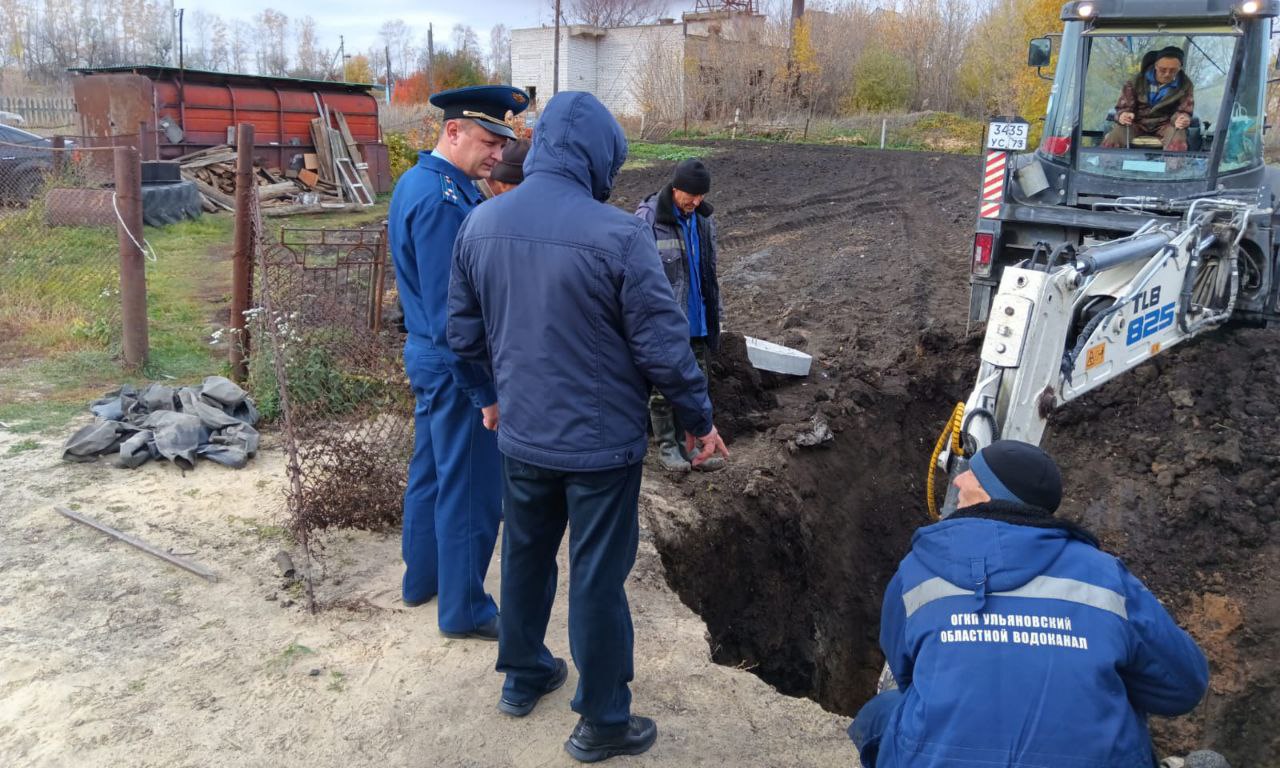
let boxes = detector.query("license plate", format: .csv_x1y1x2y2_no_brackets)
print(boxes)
987,121,1029,151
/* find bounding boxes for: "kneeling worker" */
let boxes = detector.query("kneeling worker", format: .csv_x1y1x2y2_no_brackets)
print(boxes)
852,440,1209,767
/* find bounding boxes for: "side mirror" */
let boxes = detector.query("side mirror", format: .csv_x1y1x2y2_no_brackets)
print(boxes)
1028,37,1052,68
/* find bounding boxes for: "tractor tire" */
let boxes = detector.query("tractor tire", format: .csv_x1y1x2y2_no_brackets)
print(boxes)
140,180,203,226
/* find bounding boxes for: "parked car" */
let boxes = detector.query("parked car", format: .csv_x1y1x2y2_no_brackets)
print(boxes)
0,124,60,204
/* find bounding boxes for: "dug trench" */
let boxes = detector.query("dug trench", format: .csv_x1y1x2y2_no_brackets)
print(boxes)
612,142,1280,764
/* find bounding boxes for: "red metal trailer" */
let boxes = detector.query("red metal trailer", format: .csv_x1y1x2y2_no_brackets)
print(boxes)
70,66,392,193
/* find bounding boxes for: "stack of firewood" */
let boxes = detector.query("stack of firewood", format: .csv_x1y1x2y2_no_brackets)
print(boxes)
175,145,348,215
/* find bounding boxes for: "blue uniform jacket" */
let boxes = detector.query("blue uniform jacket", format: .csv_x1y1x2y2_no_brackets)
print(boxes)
389,151,497,408
447,91,712,471
876,505,1209,767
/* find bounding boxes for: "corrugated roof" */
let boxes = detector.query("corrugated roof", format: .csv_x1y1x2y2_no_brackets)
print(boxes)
69,65,385,92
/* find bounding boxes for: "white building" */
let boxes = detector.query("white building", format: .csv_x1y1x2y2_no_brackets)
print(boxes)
511,11,766,119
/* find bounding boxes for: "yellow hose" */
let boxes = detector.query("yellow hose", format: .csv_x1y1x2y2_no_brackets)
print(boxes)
926,402,966,520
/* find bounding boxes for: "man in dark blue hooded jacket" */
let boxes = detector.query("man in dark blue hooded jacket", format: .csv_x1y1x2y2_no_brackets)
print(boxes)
448,91,730,763
852,440,1209,768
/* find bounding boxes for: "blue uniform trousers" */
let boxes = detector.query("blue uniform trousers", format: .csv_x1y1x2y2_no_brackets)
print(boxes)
402,337,502,633
848,689,902,767
496,455,642,727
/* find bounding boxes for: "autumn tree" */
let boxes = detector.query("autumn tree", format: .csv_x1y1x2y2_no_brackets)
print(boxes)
345,54,374,84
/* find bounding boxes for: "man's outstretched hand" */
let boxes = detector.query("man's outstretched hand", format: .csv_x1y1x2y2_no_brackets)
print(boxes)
685,425,729,467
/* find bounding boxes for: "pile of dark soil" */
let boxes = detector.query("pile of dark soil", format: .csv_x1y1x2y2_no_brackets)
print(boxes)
614,141,1280,764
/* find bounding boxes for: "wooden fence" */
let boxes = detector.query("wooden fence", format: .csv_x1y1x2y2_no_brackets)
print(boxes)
0,96,77,128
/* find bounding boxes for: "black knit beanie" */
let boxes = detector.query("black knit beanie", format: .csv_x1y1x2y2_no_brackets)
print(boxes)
489,138,530,185
672,158,711,195
969,440,1063,513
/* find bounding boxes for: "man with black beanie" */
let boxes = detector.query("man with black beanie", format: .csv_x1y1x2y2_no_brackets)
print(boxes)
850,440,1209,768
636,158,725,473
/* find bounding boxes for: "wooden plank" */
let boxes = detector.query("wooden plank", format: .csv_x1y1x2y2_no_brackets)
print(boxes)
174,144,232,164
309,119,334,184
303,153,318,170
180,151,238,170
298,169,319,188
56,506,219,582
257,181,298,201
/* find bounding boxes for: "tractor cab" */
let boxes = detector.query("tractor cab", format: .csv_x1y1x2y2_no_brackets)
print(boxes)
968,0,1280,328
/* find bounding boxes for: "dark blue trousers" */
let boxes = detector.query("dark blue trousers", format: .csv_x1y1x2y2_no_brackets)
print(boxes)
402,339,502,633
848,689,902,768
496,456,642,727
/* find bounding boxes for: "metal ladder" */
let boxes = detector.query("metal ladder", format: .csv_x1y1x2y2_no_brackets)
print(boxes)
335,157,374,206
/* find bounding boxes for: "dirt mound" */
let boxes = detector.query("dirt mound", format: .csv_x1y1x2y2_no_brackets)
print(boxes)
618,142,1280,764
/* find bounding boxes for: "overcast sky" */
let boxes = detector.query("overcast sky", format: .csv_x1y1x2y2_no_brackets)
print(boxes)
176,0,644,57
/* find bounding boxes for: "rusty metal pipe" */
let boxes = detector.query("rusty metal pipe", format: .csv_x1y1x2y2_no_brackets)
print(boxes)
230,123,255,382
115,145,148,368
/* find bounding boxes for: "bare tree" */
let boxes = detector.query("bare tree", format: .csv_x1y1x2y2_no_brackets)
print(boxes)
187,10,213,69
555,0,671,27
209,16,230,72
452,24,481,66
629,27,684,125
254,9,289,75
379,19,415,79
230,19,253,72
489,23,511,83
294,16,323,78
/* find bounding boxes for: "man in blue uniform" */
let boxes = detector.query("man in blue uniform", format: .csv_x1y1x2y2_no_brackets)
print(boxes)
448,91,730,762
851,440,1209,768
388,85,529,640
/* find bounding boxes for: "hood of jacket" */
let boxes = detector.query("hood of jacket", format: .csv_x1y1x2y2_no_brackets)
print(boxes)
524,91,626,202
909,500,1073,594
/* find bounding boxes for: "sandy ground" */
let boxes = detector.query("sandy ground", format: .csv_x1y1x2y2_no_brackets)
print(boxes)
0,424,851,767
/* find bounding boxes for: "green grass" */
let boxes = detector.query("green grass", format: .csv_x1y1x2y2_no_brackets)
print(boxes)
268,641,316,673
663,112,986,155
0,402,83,435
624,141,718,170
0,200,389,421
6,438,40,455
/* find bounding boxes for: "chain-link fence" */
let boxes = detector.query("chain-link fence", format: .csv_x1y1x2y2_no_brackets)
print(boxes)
0,134,124,361
247,200,412,608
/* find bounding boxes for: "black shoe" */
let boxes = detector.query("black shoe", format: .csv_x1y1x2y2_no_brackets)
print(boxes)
564,716,657,763
497,657,569,717
440,614,499,641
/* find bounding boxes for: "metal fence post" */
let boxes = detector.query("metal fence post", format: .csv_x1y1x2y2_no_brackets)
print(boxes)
114,144,148,368
230,122,255,382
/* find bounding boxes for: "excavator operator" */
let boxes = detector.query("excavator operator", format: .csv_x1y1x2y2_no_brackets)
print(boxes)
1102,46,1195,152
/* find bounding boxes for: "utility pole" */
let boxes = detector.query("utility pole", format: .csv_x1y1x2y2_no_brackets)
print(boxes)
385,45,392,104
338,35,345,80
553,0,561,95
427,24,436,95
177,8,185,70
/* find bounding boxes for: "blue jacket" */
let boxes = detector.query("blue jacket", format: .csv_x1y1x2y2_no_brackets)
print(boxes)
447,91,712,471
388,151,496,408
876,502,1209,768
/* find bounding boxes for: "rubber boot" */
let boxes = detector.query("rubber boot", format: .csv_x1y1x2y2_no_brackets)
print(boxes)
650,405,691,473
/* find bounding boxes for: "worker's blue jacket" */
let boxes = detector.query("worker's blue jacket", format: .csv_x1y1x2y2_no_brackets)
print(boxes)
874,502,1209,767
448,91,711,471
389,151,496,408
